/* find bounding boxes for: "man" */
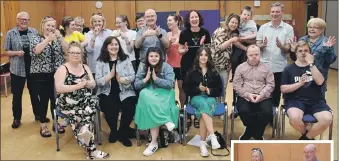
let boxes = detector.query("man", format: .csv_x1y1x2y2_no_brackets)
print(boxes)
256,2,294,109
135,9,169,68
233,45,275,140
281,41,332,140
304,144,320,161
4,12,41,128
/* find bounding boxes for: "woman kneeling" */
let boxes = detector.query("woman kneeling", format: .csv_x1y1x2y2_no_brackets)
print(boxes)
183,47,222,157
134,47,179,156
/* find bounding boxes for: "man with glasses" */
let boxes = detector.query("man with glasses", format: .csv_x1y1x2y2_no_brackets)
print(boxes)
4,12,39,128
303,144,319,161
135,9,169,69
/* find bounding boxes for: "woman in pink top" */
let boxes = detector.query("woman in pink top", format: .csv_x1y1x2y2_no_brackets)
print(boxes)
166,14,184,108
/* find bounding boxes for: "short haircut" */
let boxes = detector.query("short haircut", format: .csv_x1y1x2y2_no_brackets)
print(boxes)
241,6,253,15
271,2,284,11
135,13,144,21
307,18,326,30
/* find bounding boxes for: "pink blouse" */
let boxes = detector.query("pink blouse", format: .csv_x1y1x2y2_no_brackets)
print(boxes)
166,31,182,68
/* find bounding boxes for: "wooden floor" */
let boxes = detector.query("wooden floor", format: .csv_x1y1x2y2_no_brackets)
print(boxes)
1,69,337,160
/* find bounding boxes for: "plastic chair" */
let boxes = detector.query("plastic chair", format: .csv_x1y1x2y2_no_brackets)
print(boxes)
182,76,228,146
0,72,10,97
230,96,278,142
278,105,333,140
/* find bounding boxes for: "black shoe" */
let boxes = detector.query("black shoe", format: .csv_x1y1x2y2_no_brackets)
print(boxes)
299,135,314,140
11,120,21,129
118,137,132,147
127,127,136,138
239,126,252,140
108,133,118,143
35,116,50,123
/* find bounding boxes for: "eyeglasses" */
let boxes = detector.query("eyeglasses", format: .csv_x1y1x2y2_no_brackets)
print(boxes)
308,26,321,30
92,13,103,16
17,18,30,22
115,22,123,25
145,15,156,19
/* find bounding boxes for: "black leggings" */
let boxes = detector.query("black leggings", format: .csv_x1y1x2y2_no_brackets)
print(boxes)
237,97,272,138
231,46,247,79
99,94,137,139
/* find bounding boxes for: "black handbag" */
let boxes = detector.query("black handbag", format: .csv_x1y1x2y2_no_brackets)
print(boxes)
209,131,230,156
0,62,10,74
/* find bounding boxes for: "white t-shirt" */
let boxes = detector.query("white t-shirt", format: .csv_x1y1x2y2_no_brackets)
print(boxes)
113,30,137,61
238,20,257,37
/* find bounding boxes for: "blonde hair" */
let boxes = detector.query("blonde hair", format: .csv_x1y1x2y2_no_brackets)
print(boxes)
90,14,106,30
39,16,56,34
307,18,326,30
271,2,284,11
74,17,85,24
251,148,264,161
295,40,311,52
65,41,85,63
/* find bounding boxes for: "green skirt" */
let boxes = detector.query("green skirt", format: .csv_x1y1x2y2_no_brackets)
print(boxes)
190,94,217,120
134,85,179,130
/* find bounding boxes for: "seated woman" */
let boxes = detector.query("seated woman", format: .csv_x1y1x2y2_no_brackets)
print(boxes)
96,36,137,147
54,42,109,159
251,148,264,161
183,46,222,157
134,47,179,156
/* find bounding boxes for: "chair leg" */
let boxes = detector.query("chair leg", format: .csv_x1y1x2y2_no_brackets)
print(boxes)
95,111,102,145
135,123,141,147
4,76,7,97
329,121,333,140
277,108,281,139
281,110,286,140
223,111,227,146
183,106,187,146
272,114,276,138
178,111,182,144
54,110,60,151
230,111,235,143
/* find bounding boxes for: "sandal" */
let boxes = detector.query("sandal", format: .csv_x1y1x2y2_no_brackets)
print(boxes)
52,123,65,134
194,118,200,128
40,126,52,138
87,150,110,160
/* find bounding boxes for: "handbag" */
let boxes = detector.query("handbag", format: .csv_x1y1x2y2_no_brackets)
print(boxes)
0,62,10,74
208,131,230,156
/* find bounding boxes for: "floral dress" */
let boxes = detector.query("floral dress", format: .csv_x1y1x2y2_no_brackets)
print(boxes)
56,65,99,152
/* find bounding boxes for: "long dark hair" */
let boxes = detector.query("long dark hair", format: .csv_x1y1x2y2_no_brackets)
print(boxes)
184,10,204,28
192,46,216,76
97,36,128,62
144,47,163,75
60,16,74,37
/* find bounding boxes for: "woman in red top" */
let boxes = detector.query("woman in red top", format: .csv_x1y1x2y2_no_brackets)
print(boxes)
166,14,185,108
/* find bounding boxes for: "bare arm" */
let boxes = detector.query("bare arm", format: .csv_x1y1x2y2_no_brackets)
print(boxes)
233,41,247,51
310,65,324,85
159,35,170,48
84,65,96,89
135,34,145,49
5,51,21,57
34,39,51,54
54,66,81,93
281,82,304,93
80,37,89,47
256,40,266,49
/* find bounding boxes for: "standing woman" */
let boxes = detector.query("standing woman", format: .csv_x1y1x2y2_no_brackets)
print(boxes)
96,36,137,147
166,14,185,108
74,16,90,34
134,47,179,156
210,13,240,112
178,10,211,128
183,47,222,157
59,16,88,47
30,16,68,137
55,42,109,159
114,15,138,72
85,13,112,79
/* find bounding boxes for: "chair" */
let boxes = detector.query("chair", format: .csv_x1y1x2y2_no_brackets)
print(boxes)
0,72,10,97
135,102,183,146
0,54,10,97
54,90,102,151
182,76,228,146
278,105,333,140
230,96,278,142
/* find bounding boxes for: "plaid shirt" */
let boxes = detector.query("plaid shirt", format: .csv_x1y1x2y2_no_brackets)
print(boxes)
4,26,38,77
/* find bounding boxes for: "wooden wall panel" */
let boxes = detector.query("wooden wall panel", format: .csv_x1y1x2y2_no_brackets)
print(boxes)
80,1,100,28
235,143,331,161
169,1,185,14
114,1,135,29
1,1,6,57
183,1,219,11
64,1,82,19
19,1,55,32
3,1,20,32
292,1,307,38
55,1,65,27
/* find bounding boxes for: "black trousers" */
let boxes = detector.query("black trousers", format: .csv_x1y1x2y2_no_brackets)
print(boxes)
272,72,282,107
237,97,272,138
231,46,247,79
99,94,137,139
30,73,55,123
11,73,39,120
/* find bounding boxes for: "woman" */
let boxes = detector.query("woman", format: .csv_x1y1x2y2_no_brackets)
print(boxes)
59,16,88,47
134,47,179,156
183,47,222,157
85,13,112,78
251,148,264,161
30,16,68,137
54,42,109,159
166,14,185,109
96,36,137,147
114,15,137,72
179,10,211,128
290,18,336,96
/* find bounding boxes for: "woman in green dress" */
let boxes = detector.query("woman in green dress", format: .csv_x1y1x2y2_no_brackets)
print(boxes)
134,47,179,156
183,46,222,157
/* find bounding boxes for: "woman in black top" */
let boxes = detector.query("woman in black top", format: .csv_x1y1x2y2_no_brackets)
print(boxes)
183,47,222,157
178,10,211,127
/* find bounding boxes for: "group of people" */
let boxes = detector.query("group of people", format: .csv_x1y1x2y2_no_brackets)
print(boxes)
3,1,336,159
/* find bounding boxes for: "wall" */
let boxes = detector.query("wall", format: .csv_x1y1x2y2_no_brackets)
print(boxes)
234,143,331,161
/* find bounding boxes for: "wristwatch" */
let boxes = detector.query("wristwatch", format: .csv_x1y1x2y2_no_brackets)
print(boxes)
309,63,314,68
157,34,163,39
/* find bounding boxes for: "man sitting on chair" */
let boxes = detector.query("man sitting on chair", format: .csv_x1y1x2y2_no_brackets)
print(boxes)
281,41,332,140
233,45,275,140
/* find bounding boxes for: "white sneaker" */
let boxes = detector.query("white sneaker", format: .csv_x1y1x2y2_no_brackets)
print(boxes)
118,112,121,121
207,134,221,149
143,142,158,156
165,122,175,131
200,141,209,157
220,115,224,120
